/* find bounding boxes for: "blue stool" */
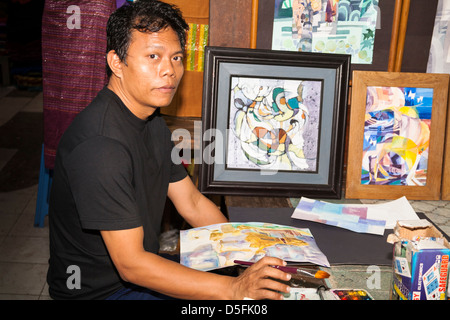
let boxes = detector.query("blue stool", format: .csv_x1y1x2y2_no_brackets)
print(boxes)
34,144,53,227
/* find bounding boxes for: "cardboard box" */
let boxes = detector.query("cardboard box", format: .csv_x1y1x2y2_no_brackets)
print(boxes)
387,220,450,300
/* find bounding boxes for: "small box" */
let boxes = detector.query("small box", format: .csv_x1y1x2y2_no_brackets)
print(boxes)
387,220,450,300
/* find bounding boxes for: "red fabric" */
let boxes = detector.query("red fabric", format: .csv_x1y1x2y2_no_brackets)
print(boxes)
42,0,116,169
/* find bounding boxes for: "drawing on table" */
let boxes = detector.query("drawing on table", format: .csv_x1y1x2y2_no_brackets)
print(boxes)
180,222,330,271
291,197,386,235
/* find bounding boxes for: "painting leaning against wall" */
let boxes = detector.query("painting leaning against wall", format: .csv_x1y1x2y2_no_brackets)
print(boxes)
361,86,434,186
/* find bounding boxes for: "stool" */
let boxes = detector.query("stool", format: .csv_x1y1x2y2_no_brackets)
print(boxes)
34,144,53,227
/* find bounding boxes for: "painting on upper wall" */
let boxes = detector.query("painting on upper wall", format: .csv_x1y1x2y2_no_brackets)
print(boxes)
272,0,379,64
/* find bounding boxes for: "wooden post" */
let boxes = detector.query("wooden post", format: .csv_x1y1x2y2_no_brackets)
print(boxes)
394,0,410,72
388,0,403,71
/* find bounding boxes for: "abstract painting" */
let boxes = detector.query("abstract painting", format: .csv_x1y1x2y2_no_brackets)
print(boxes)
361,86,433,186
345,71,449,200
180,222,330,271
199,47,350,198
427,0,450,73
272,0,379,64
226,77,322,173
291,197,387,235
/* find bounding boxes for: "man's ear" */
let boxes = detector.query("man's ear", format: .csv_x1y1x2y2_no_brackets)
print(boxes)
107,50,124,78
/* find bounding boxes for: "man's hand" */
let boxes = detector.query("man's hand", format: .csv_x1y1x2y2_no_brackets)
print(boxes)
229,257,292,300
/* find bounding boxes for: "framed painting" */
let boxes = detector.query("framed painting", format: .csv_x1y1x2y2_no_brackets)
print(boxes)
254,0,438,73
198,46,350,198
346,71,449,200
442,96,450,200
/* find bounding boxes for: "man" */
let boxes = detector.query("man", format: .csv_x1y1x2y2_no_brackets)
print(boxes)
47,0,291,300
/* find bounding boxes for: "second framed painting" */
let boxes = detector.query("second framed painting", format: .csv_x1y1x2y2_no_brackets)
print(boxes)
199,46,350,198
346,71,449,200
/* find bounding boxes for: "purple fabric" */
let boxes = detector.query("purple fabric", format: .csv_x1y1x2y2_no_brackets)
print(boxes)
42,0,116,169
116,0,127,8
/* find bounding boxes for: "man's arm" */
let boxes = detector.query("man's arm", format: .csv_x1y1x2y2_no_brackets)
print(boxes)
167,176,228,227
101,226,291,299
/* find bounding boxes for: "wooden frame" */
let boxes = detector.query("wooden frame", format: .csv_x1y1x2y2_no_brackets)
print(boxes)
346,71,449,200
442,92,450,200
199,46,350,198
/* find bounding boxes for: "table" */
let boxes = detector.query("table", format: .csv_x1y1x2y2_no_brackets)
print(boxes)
224,195,393,300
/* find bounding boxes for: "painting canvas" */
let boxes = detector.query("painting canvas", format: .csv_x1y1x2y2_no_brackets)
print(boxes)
180,222,330,271
427,0,450,73
226,76,322,173
199,46,350,198
292,197,386,235
272,0,379,64
345,71,449,200
361,86,433,186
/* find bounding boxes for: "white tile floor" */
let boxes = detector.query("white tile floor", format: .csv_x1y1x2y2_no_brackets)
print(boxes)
0,86,449,300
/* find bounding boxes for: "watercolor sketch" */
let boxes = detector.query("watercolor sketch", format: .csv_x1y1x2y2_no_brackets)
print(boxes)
226,76,322,172
292,197,386,235
427,0,450,73
361,86,434,186
272,0,379,64
180,222,330,271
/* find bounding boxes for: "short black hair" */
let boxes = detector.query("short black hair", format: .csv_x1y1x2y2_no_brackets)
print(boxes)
106,0,189,77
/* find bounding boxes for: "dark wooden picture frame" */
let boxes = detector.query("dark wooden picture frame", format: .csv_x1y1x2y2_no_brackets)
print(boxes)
199,46,350,198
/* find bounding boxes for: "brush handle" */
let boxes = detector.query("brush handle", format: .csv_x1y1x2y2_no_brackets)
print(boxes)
233,260,301,274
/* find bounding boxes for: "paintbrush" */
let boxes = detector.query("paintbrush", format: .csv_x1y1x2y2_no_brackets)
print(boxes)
233,260,330,279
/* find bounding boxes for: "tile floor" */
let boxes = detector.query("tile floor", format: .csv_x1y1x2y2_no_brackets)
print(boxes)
0,85,449,300
0,86,50,299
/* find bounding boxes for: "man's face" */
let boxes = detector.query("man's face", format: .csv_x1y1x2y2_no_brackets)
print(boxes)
118,27,184,117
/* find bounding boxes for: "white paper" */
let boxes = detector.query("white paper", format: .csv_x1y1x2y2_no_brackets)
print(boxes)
291,196,419,234
363,197,420,229
324,196,419,229
291,197,386,235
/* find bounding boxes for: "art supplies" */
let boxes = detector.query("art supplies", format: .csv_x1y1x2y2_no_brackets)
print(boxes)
282,287,374,300
327,289,374,300
180,222,330,271
233,260,330,279
388,220,450,300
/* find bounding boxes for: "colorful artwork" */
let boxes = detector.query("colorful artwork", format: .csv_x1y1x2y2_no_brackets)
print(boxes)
292,197,386,235
362,86,434,186
272,0,379,64
180,222,330,271
227,77,322,172
184,23,209,72
427,0,450,73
